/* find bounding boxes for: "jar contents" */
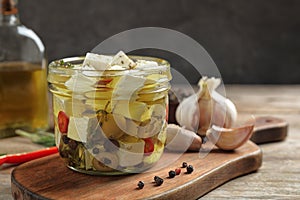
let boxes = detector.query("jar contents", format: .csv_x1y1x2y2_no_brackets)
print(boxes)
48,51,172,175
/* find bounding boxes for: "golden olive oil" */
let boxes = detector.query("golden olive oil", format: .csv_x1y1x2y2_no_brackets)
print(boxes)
0,61,49,137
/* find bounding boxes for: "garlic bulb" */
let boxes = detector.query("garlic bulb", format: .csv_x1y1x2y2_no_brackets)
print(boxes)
175,77,237,136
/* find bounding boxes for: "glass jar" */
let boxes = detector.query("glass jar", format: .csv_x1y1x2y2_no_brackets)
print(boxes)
48,56,172,175
0,0,49,138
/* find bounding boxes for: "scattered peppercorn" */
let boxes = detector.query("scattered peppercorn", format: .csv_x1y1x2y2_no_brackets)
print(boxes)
137,181,144,189
154,176,164,186
156,178,164,186
186,165,194,174
169,170,176,178
182,162,188,168
175,168,181,175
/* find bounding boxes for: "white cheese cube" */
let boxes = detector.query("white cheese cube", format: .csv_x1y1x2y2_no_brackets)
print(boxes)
82,52,112,70
125,119,139,137
135,60,158,70
117,138,145,167
137,118,162,138
65,73,95,93
109,65,127,70
112,74,145,101
113,101,148,122
110,51,136,69
67,116,98,143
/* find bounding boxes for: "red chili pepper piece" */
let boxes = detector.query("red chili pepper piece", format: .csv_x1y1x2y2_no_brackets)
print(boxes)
0,147,58,166
143,138,155,156
97,78,113,86
58,111,69,134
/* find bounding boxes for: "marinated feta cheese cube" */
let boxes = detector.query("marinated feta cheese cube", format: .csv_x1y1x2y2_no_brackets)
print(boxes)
53,96,93,117
53,95,70,116
112,74,146,101
65,73,95,93
117,136,145,167
125,118,139,137
85,99,112,113
82,52,112,70
81,65,102,77
137,118,162,138
135,60,158,70
141,104,165,122
150,104,166,118
109,65,127,70
63,98,93,117
110,51,136,69
113,101,148,122
67,116,98,143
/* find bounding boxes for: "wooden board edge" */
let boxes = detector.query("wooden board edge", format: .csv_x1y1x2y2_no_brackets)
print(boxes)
148,146,263,200
250,116,288,144
251,126,288,144
11,173,49,200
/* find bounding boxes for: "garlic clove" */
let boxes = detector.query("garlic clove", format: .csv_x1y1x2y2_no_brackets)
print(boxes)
224,98,238,127
210,91,238,129
175,93,199,132
165,124,202,152
206,118,255,150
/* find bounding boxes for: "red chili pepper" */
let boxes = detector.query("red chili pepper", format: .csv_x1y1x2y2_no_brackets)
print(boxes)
58,111,69,133
96,78,113,86
0,146,58,166
143,138,155,156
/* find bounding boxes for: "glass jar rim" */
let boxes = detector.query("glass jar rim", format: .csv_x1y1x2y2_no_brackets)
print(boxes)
48,55,171,76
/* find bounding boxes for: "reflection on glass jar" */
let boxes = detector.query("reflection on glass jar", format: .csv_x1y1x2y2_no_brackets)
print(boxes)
48,55,172,175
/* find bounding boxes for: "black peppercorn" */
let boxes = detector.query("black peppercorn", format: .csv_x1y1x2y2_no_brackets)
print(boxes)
137,181,144,189
169,170,176,178
186,165,194,174
154,176,164,186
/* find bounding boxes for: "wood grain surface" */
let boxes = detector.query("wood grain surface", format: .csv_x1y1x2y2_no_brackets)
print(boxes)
1,85,300,199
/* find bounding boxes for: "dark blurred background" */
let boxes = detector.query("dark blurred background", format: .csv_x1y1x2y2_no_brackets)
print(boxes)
19,0,300,84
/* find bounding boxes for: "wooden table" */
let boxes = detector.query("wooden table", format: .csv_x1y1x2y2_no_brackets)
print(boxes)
1,85,300,199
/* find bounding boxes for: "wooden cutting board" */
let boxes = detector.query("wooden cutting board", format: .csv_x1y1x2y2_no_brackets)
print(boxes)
250,116,288,144
11,141,262,200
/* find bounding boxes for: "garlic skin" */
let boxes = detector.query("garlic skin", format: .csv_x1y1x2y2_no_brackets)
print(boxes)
175,77,237,136
165,124,202,152
174,94,199,132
